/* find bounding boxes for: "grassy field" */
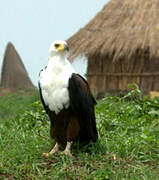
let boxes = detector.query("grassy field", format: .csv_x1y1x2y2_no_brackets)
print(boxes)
0,89,159,179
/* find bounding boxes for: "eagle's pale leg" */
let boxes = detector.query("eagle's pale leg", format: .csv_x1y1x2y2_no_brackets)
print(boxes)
43,142,59,158
62,141,72,157
49,142,60,154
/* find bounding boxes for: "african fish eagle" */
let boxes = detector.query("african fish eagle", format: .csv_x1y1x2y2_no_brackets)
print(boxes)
38,40,98,157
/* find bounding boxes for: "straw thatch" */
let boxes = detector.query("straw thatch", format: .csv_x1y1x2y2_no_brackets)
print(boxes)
68,0,159,95
0,42,35,90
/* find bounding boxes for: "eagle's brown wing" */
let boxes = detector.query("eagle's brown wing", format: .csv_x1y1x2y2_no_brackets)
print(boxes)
68,73,98,144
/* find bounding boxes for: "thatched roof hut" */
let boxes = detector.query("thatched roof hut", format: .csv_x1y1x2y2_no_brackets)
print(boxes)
68,0,159,95
0,42,35,90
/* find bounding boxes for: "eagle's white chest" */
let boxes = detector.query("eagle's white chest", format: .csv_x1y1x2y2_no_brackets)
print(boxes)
39,57,75,114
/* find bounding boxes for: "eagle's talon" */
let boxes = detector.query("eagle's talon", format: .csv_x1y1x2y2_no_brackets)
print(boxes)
61,150,73,157
42,152,50,158
65,152,73,157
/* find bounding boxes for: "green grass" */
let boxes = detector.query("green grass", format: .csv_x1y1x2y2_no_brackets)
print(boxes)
0,89,159,179
0,91,39,120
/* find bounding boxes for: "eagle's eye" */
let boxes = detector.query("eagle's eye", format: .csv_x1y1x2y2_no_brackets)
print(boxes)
55,44,60,48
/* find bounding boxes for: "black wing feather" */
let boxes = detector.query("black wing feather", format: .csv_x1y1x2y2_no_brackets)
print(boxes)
38,81,50,114
68,73,98,143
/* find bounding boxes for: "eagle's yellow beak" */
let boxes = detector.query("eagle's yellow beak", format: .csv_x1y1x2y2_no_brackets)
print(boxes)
57,44,65,51
56,44,69,52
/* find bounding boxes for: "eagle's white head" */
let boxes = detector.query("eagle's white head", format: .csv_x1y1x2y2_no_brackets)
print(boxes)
49,40,69,58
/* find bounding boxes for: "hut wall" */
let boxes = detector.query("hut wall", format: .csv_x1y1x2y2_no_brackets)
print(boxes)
152,58,159,90
140,57,159,94
87,54,159,96
87,55,105,94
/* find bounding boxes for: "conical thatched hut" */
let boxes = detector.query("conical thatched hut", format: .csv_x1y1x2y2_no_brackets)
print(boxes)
0,42,34,90
68,0,159,95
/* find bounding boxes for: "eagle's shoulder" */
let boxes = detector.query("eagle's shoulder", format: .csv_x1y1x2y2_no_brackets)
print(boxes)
69,73,96,105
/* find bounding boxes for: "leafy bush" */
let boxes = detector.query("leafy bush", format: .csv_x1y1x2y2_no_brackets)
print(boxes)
96,84,159,161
